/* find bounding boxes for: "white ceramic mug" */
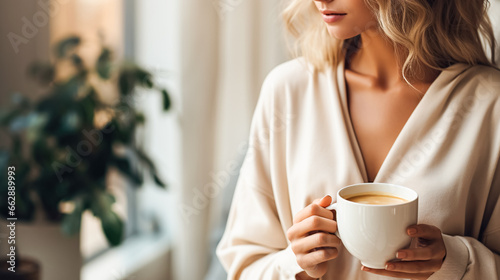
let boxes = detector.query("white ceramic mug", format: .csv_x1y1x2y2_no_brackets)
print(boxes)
325,183,418,269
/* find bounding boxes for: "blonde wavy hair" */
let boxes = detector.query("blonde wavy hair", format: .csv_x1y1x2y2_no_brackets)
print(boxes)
282,0,497,76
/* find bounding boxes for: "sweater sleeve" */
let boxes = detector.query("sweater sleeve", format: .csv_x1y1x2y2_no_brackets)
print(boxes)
427,233,500,279
429,159,500,279
216,181,304,280
216,70,304,279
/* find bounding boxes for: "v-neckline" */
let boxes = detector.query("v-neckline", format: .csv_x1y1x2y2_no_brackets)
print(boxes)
336,59,446,183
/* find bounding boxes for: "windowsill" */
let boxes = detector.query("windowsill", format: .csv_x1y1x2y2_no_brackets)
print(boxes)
81,233,171,280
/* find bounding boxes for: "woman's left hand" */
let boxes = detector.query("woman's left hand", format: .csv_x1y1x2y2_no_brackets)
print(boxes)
362,224,447,280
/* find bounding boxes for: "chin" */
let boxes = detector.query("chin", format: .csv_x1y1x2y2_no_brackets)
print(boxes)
325,26,360,41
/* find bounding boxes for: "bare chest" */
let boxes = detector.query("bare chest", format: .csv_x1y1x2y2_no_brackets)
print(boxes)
346,78,424,182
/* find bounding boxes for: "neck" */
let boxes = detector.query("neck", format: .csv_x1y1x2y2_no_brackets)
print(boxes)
348,29,439,90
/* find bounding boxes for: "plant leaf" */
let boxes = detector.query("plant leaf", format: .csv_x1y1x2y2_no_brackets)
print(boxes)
53,75,83,99
78,88,97,126
28,62,55,85
61,198,84,236
118,66,154,95
134,148,154,168
55,36,81,58
118,68,135,95
161,89,171,111
111,155,143,185
96,48,112,79
0,109,20,127
90,190,123,246
153,173,166,188
134,148,166,188
90,190,116,217
34,172,65,221
32,137,53,165
70,54,84,71
133,67,153,88
135,112,145,124
100,210,123,246
12,135,22,157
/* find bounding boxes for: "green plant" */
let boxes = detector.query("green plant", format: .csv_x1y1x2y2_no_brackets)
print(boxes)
0,36,171,246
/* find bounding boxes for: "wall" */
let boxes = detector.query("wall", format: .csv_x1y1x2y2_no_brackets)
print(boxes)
0,0,50,105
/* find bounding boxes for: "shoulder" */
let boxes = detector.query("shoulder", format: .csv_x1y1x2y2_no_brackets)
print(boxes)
457,64,500,89
262,57,313,89
456,64,500,126
260,57,337,99
461,65,500,105
447,64,500,103
267,57,312,78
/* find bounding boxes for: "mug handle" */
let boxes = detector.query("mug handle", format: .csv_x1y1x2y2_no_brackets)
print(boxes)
325,203,341,239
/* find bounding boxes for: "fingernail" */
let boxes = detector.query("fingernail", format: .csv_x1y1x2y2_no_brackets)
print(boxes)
396,251,406,259
408,227,417,235
385,263,395,271
323,195,332,200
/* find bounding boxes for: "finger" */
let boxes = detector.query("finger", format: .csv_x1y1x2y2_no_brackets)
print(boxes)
397,245,445,261
297,247,338,270
407,224,442,239
293,200,334,224
318,195,337,220
396,247,433,261
362,266,432,280
288,216,337,240
291,232,341,254
317,195,333,208
384,259,443,273
298,264,328,279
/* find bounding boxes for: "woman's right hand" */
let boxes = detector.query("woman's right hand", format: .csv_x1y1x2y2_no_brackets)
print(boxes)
286,195,341,279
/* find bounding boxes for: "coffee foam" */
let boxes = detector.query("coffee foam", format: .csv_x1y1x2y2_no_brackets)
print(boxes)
344,192,408,205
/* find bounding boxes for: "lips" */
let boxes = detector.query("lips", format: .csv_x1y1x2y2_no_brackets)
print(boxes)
321,10,347,23
322,11,347,16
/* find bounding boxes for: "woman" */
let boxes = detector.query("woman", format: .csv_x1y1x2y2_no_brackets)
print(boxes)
217,0,500,279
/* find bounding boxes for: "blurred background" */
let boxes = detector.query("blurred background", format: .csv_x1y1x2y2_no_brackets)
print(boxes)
0,1,498,280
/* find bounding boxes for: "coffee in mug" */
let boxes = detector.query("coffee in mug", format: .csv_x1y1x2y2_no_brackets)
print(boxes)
345,192,408,205
326,183,418,269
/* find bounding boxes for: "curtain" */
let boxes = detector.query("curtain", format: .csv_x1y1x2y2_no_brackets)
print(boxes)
172,0,288,279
